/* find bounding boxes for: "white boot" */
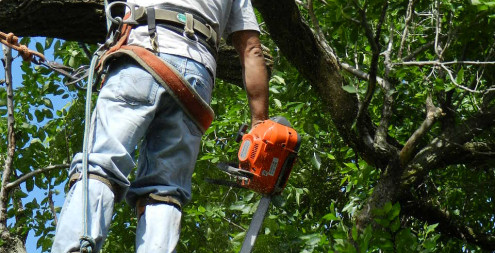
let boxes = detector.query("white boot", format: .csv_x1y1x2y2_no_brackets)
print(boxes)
135,203,182,253
51,180,114,253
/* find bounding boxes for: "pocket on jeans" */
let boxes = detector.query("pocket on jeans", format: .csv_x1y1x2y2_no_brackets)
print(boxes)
186,74,212,104
116,68,159,105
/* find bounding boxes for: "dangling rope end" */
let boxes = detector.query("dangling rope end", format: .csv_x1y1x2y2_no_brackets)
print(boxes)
79,236,96,253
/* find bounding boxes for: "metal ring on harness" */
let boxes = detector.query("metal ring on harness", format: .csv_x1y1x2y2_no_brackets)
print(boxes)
106,1,139,25
183,30,198,42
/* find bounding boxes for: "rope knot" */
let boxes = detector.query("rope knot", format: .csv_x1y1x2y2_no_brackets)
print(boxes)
6,33,18,44
18,45,33,61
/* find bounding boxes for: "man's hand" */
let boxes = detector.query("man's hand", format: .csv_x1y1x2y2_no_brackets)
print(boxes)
232,30,269,128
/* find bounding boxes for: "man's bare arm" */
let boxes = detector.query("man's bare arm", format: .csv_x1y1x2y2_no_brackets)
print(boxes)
232,30,269,127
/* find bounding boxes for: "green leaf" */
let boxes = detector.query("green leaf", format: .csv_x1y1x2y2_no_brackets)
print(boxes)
35,42,44,54
45,38,54,49
322,213,339,221
270,75,285,85
425,223,438,234
456,67,464,84
43,98,53,109
342,85,357,93
351,225,358,241
311,152,321,169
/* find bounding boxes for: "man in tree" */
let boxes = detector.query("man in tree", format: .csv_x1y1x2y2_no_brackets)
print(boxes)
51,1,269,252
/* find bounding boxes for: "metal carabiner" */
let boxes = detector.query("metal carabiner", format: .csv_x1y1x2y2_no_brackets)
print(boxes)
105,1,139,25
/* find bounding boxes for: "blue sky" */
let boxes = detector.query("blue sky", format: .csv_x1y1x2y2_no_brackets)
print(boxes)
2,37,69,253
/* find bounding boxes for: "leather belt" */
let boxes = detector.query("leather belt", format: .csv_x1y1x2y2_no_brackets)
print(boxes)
133,5,218,56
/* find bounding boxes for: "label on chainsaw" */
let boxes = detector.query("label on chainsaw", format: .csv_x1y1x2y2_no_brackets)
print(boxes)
268,157,279,176
239,140,251,160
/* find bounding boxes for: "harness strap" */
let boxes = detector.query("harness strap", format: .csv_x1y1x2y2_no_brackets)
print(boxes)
136,193,182,219
146,7,158,52
69,172,118,200
184,13,195,38
99,45,214,132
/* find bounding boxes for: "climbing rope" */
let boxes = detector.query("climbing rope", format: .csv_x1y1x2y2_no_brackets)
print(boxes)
0,31,46,62
0,31,90,88
79,1,135,252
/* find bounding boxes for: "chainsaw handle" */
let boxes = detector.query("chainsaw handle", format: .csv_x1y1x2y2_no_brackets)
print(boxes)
236,123,249,142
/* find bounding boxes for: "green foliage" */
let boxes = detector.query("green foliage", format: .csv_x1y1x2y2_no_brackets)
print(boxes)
3,0,495,252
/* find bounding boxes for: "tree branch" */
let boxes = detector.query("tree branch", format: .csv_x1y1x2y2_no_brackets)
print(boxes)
401,193,495,251
434,0,443,59
355,1,388,132
0,44,14,231
402,106,495,187
374,26,395,151
398,0,416,59
394,60,495,66
340,62,387,90
400,95,444,166
5,164,70,191
48,188,58,227
308,0,337,58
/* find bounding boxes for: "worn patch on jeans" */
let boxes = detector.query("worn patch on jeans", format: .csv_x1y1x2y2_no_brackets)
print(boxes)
116,71,159,106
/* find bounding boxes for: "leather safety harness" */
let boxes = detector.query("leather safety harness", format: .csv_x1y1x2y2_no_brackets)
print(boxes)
100,2,216,133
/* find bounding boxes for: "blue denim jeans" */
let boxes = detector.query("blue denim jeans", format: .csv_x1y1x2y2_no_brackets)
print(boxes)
51,53,213,253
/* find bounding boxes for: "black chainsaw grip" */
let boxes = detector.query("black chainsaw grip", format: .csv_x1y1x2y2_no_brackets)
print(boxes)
236,123,249,142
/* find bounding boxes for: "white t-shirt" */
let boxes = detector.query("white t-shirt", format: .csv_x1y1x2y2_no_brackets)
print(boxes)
126,0,260,75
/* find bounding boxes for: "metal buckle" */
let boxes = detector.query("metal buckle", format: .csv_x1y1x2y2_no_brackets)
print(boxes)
183,30,198,42
105,1,139,25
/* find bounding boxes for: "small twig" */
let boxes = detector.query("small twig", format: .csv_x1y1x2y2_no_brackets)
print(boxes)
434,0,442,59
340,62,387,90
5,164,70,190
222,217,246,232
402,40,436,61
48,187,58,227
393,60,495,66
308,0,337,58
78,42,92,60
440,64,495,94
398,0,416,59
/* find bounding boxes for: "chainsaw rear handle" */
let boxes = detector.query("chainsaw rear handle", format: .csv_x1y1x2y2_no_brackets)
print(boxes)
236,116,292,143
236,123,249,143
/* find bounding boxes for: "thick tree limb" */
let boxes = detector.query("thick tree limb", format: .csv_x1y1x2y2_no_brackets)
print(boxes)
402,106,495,188
400,95,444,166
401,193,495,251
5,164,70,191
374,26,395,155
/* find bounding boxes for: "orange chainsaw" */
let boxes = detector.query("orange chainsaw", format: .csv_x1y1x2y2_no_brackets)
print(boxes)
215,116,301,253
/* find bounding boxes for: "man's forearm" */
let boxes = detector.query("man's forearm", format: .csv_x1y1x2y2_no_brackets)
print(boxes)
232,30,269,127
243,45,269,126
